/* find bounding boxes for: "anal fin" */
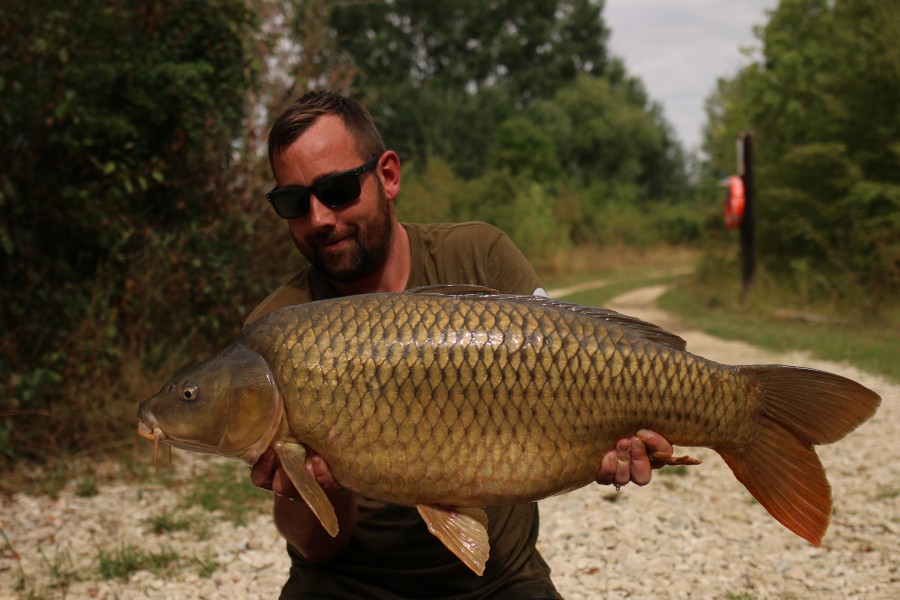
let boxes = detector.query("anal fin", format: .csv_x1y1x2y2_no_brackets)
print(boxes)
417,505,490,576
649,451,702,469
274,442,339,537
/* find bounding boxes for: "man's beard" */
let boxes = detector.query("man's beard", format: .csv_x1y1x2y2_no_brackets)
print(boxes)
301,184,393,283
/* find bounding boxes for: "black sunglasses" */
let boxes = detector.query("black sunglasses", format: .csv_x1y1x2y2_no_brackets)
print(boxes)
266,156,380,219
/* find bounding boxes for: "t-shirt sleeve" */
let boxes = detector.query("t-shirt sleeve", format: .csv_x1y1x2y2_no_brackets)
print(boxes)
243,273,315,328
484,231,544,296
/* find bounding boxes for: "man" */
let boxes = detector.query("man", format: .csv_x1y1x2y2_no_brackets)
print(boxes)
248,91,673,599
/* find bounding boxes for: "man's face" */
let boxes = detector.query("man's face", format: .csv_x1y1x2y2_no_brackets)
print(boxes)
271,115,393,283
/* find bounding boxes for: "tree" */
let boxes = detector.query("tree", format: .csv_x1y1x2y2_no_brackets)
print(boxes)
0,0,263,458
701,0,900,306
525,75,686,201
331,0,609,101
328,0,612,176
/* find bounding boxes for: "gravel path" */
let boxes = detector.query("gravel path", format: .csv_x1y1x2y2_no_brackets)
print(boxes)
538,285,898,599
1,285,896,599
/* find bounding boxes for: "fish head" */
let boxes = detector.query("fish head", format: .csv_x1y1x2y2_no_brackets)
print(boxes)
137,343,283,465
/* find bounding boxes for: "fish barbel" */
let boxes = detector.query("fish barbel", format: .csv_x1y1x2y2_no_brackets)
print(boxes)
137,287,880,574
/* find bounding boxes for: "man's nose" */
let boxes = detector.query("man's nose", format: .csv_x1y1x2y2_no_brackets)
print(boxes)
307,195,338,227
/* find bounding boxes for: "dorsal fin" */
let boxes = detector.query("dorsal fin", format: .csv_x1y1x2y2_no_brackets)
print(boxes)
491,295,687,351
404,286,686,351
553,302,687,351
407,284,498,295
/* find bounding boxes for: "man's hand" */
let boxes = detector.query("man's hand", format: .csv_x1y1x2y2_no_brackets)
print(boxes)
596,429,673,488
250,447,341,499
251,447,357,563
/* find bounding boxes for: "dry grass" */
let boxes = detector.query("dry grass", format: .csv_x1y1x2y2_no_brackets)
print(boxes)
540,243,699,280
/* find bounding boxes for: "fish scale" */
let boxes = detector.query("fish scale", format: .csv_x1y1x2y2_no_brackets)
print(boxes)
138,288,881,575
248,293,742,506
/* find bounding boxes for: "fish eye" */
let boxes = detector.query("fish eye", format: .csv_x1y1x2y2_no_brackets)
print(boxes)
180,382,199,402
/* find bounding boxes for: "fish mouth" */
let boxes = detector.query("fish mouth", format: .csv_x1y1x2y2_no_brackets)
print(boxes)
137,418,167,466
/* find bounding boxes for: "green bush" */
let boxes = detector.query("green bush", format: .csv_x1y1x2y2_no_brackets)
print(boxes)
0,0,267,467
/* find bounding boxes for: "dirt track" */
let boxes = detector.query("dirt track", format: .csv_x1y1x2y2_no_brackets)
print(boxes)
1,285,896,599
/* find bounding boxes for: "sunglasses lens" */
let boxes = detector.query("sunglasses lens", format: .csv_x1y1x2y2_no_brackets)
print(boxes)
267,156,376,219
315,173,361,208
269,191,310,219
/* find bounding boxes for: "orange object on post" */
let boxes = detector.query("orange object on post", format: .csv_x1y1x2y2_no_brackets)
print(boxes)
724,175,745,229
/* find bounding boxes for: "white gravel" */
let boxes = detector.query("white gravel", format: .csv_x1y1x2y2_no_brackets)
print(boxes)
1,285,896,599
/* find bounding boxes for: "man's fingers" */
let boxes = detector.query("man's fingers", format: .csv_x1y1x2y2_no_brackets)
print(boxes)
614,437,632,486
637,429,674,468
267,450,336,499
597,449,618,485
308,453,338,489
629,437,652,486
271,465,300,499
250,447,278,489
596,431,676,487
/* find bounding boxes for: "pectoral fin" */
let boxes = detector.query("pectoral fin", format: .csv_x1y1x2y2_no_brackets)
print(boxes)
274,442,339,537
417,505,490,576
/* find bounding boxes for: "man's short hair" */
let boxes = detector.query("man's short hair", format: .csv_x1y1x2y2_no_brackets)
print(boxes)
267,91,386,172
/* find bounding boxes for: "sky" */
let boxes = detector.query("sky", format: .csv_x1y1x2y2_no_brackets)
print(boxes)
604,0,779,154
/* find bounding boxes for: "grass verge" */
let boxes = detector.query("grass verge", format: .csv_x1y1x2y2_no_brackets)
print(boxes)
97,544,180,580
659,283,899,382
179,461,271,526
547,257,897,383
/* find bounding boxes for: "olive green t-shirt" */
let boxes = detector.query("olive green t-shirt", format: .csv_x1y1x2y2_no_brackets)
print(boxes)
246,222,561,600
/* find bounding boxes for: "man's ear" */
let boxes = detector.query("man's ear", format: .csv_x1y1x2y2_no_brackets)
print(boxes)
377,151,401,202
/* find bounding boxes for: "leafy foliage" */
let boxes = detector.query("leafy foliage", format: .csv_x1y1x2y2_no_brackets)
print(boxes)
332,1,693,247
702,0,900,309
327,0,676,186
0,0,269,463
331,0,610,103
521,74,687,203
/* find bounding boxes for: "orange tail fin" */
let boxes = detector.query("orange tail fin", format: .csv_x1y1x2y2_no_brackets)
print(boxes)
717,366,880,545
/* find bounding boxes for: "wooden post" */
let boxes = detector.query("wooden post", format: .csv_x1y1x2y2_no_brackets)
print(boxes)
739,133,755,301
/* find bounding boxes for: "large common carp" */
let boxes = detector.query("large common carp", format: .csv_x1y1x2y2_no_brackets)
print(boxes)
137,287,880,575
